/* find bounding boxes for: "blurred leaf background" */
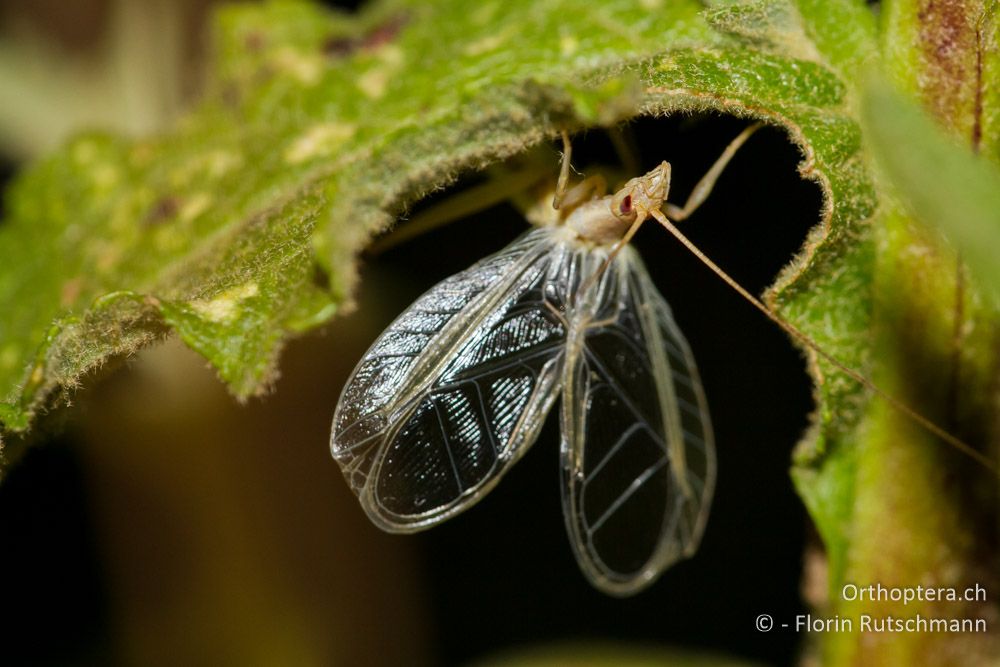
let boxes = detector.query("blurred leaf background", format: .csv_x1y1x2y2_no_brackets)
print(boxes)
1,0,997,665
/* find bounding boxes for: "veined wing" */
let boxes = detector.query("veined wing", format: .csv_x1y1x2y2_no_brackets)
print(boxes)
332,227,575,532
561,246,716,596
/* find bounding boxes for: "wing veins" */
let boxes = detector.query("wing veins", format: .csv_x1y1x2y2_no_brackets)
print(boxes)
431,398,464,494
677,396,701,416
468,379,501,459
682,428,706,450
587,456,669,535
583,347,669,455
333,228,575,532
442,339,564,386
380,238,555,418
367,351,419,361
670,369,695,390
584,422,646,484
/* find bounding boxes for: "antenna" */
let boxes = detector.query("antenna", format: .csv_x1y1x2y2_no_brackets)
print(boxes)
629,126,997,474
647,206,996,473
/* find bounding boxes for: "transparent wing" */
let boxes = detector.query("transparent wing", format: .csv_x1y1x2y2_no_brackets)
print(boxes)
332,228,574,532
560,246,716,596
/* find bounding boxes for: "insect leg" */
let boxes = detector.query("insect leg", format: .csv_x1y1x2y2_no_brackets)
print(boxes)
559,174,608,212
578,209,651,295
553,130,574,210
367,165,550,255
663,122,761,222
553,130,608,211
543,298,570,329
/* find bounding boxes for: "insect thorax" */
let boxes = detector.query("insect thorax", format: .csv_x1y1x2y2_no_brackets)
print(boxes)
564,197,630,246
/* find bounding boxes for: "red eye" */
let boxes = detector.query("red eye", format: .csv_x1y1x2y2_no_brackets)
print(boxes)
619,195,632,214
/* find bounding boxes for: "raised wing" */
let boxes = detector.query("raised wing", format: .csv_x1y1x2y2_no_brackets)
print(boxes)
560,246,716,596
332,228,573,532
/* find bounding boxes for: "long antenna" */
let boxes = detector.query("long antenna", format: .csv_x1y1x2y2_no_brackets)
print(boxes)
647,207,997,474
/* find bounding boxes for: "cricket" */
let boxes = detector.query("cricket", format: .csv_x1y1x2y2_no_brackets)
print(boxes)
329,121,994,596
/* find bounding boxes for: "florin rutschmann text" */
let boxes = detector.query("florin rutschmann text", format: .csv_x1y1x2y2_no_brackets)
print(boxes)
756,583,989,634
794,613,986,633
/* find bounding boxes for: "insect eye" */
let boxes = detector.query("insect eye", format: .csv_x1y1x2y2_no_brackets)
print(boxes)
619,195,632,215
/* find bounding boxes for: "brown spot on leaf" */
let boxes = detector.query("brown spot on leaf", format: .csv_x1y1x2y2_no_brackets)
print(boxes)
972,25,984,152
220,82,242,108
245,31,266,53
915,0,980,141
322,35,359,57
60,277,84,307
144,196,181,226
362,13,408,49
322,13,408,58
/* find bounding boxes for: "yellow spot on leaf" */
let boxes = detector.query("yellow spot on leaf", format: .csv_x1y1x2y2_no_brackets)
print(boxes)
191,283,260,323
639,0,664,9
358,67,390,98
471,2,498,25
464,26,516,56
180,193,212,223
0,345,18,371
285,122,356,164
378,44,405,67
560,34,578,56
72,141,99,164
357,45,405,99
29,363,44,387
273,47,323,85
93,164,119,188
206,150,243,178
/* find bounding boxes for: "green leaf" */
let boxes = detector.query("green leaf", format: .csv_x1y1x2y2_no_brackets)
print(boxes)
706,0,878,83
800,3,1000,664
880,0,993,148
0,0,724,454
861,78,1000,295
0,0,873,464
705,0,806,46
791,0,877,80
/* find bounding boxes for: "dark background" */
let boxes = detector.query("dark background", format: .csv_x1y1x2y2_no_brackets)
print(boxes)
0,3,820,665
